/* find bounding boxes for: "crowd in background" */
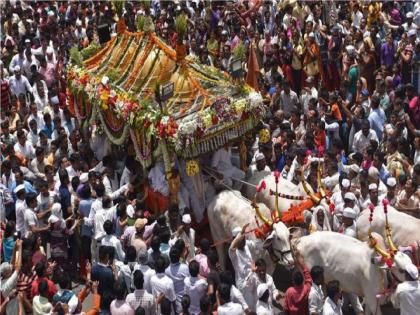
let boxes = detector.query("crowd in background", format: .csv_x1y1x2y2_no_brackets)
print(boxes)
1,1,420,315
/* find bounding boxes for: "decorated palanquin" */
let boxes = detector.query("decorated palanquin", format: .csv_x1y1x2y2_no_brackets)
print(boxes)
67,29,265,168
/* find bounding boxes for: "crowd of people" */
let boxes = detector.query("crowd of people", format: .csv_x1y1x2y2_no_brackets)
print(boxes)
1,0,420,315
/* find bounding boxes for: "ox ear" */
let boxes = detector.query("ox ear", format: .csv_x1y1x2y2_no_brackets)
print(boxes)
262,231,275,250
371,255,394,269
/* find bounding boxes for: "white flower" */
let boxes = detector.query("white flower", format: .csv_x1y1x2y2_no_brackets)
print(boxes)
247,92,263,110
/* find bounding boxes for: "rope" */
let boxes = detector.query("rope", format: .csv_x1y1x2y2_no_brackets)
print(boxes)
210,227,259,248
202,166,258,188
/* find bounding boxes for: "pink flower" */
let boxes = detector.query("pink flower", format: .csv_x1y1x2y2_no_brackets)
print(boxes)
273,170,280,183
368,204,375,212
256,181,266,192
382,199,389,207
329,203,335,213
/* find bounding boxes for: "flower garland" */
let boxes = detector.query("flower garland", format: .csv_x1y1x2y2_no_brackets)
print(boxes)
186,159,200,176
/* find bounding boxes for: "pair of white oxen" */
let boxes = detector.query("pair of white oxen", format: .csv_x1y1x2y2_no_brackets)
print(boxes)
208,175,420,315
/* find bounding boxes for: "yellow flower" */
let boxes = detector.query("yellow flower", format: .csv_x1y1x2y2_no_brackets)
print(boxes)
259,129,270,144
186,159,199,176
100,90,109,102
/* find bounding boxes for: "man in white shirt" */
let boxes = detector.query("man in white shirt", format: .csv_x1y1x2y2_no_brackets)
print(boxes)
14,130,35,160
392,263,420,315
169,214,196,262
256,283,274,315
279,81,299,116
300,76,318,112
211,145,245,190
23,193,50,238
165,247,190,311
229,224,256,305
217,283,243,315
352,120,378,154
8,65,32,97
14,185,27,235
126,270,156,315
184,260,207,315
322,280,343,315
243,258,280,312
309,266,325,315
339,208,357,238
101,220,125,262
150,256,176,313
134,249,156,294
93,196,117,243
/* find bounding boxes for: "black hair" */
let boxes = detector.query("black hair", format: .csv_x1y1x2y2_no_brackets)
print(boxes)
169,246,181,264
113,281,126,300
255,258,266,269
133,270,144,290
25,192,38,206
160,298,172,315
292,269,304,286
35,261,46,277
200,295,211,312
58,272,70,289
103,220,114,235
98,245,109,261
38,280,49,296
95,183,106,197
188,260,200,277
125,246,137,263
181,295,190,313
220,270,234,286
155,255,166,273
218,283,231,303
199,238,211,254
326,280,341,299
150,235,161,251
310,266,324,281
207,249,219,267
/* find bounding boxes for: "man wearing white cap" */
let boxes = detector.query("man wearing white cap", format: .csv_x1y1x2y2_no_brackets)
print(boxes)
392,263,420,315
385,177,398,206
8,64,32,97
343,192,360,216
403,12,417,34
368,183,379,207
169,213,195,262
256,283,274,315
246,152,271,197
330,178,351,218
339,207,357,238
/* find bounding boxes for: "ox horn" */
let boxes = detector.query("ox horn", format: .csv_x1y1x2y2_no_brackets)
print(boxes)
300,169,321,204
368,230,392,260
252,199,272,226
317,161,327,199
383,200,398,254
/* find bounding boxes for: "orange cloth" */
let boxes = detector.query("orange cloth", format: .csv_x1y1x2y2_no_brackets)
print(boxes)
331,103,342,121
78,288,100,315
145,185,169,215
314,130,326,149
246,42,260,91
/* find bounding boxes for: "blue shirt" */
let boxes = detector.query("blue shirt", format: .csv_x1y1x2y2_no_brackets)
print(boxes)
41,123,54,139
91,263,115,296
10,181,37,201
368,108,386,141
2,237,15,262
79,198,93,237
58,185,71,218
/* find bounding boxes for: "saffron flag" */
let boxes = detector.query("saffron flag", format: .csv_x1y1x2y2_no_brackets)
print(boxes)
245,42,260,91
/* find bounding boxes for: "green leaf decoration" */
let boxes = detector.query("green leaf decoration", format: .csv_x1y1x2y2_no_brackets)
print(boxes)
233,41,245,61
113,0,124,17
69,46,82,66
81,42,101,60
175,14,188,42
136,15,155,32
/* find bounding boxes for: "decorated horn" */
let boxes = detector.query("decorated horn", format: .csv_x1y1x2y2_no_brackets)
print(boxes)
300,169,321,204
252,199,272,226
273,171,281,219
382,199,397,253
368,229,392,260
317,161,326,198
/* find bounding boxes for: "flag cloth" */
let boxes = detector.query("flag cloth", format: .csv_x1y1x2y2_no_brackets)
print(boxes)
245,42,260,91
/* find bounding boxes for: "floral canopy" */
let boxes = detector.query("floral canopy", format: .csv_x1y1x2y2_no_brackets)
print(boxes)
67,30,264,168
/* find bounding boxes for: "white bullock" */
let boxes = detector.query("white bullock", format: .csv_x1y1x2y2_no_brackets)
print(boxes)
356,206,420,247
253,175,310,212
207,190,294,271
294,232,412,315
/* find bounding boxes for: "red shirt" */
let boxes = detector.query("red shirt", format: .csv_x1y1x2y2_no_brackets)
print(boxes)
31,276,58,301
283,267,312,315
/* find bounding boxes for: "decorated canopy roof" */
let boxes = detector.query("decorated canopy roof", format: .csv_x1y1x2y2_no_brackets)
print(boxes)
67,30,264,165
